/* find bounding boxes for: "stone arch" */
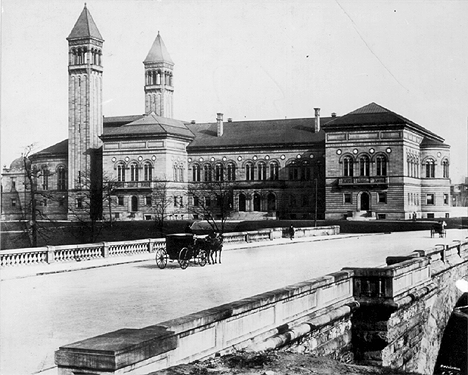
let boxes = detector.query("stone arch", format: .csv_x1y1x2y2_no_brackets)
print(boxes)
413,264,468,374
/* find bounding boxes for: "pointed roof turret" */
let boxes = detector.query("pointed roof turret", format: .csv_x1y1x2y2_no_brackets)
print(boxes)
67,4,103,41
144,32,173,64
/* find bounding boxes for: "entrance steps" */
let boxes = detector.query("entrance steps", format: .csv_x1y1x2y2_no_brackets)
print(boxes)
230,211,272,221
346,210,377,221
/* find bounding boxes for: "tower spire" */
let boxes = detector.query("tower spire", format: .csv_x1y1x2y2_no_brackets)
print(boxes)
144,33,174,117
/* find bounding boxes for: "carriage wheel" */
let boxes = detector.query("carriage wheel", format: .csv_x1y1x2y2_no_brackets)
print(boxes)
198,250,207,267
155,248,167,269
178,247,190,269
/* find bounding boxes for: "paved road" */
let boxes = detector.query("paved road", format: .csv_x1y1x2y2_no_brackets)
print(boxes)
1,229,467,375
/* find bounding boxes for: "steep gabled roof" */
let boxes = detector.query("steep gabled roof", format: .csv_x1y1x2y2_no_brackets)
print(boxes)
67,5,103,41
323,102,444,142
144,33,173,64
102,112,193,140
187,117,330,151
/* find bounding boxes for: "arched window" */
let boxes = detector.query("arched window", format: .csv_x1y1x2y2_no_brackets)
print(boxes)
215,163,224,181
442,159,449,178
269,162,279,180
204,164,212,182
245,163,254,181
227,163,236,181
258,162,266,181
376,155,387,176
130,163,139,182
144,162,152,181
425,159,435,178
117,164,125,182
359,155,370,176
57,166,67,191
343,156,353,177
288,163,300,180
42,167,49,190
192,164,201,182
179,166,184,182
301,164,311,180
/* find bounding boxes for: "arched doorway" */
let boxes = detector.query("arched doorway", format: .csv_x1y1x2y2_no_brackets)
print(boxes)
238,194,246,212
131,196,138,212
360,192,370,211
267,193,276,211
253,193,261,211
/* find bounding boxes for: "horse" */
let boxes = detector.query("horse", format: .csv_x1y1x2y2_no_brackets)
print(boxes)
205,233,223,264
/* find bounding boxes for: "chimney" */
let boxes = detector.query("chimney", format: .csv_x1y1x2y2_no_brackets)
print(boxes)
227,118,232,122
314,108,321,132
191,120,196,124
216,113,224,137
331,112,336,118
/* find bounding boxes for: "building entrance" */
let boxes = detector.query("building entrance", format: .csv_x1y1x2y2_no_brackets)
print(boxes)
360,192,370,211
253,193,261,211
131,196,138,212
239,194,246,212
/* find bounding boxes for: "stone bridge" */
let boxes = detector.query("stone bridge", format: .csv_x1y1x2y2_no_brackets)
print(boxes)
55,236,468,375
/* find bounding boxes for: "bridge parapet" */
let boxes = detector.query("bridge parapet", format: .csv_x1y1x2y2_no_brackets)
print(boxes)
344,257,431,305
55,270,356,374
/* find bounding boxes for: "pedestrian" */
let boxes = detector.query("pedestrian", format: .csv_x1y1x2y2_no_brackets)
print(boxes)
288,225,295,240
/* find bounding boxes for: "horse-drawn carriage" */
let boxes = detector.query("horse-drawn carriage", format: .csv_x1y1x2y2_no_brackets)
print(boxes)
155,233,223,269
430,221,447,238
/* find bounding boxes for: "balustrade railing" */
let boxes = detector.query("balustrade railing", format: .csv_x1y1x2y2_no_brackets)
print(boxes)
0,226,340,268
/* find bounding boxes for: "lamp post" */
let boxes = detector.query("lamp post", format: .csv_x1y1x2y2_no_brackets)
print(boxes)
314,178,318,227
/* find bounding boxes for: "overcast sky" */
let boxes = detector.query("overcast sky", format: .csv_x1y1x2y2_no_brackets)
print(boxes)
1,0,467,182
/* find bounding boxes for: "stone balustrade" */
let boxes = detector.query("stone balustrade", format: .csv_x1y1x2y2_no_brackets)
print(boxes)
0,226,339,268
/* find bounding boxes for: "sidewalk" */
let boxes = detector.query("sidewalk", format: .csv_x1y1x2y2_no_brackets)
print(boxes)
0,233,374,281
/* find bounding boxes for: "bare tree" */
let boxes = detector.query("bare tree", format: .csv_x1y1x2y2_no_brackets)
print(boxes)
188,176,234,234
149,178,173,237
17,145,59,247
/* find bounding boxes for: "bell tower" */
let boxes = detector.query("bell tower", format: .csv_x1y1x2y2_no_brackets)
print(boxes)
67,5,104,219
144,32,174,117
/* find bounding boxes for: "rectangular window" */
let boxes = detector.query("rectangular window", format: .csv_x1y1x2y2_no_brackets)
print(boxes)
42,171,49,190
43,199,47,207
378,192,387,204
76,197,83,209
193,196,199,207
115,213,120,219
344,193,352,204
205,197,211,207
11,198,16,207
144,215,152,221
145,196,152,206
59,197,64,207
427,213,434,218
118,196,124,206
377,213,386,220
443,194,448,205
11,178,16,191
426,194,434,205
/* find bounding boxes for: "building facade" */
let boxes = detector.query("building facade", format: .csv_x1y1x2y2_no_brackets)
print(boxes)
1,6,452,222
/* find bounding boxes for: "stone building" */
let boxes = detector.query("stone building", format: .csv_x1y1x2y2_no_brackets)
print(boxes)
1,5,452,222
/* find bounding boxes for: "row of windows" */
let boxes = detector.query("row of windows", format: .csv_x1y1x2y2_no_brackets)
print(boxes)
425,193,449,205
117,163,153,182
420,159,449,178
342,155,387,177
343,192,387,204
145,70,173,86
70,47,102,66
191,162,320,182
29,166,67,191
